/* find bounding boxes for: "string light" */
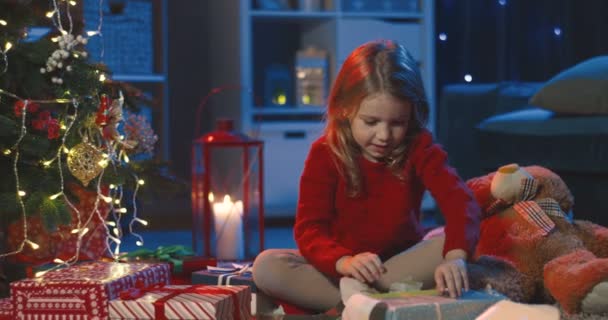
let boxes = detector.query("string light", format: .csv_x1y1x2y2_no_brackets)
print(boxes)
0,20,7,26
49,192,63,200
133,217,148,226
0,2,148,264
553,27,562,37
25,240,39,250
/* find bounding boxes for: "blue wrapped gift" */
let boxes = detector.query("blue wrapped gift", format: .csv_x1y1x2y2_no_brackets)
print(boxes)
191,262,257,293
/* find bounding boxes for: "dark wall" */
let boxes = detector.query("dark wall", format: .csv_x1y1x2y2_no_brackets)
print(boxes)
436,0,608,91
168,1,212,180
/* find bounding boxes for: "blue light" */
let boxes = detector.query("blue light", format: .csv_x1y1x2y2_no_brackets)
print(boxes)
438,33,448,41
554,27,562,36
498,0,507,6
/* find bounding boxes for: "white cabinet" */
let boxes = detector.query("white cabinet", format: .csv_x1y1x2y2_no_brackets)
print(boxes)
208,0,435,217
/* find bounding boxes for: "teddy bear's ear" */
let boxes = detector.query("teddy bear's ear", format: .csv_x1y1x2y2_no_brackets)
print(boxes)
523,166,574,213
466,171,497,213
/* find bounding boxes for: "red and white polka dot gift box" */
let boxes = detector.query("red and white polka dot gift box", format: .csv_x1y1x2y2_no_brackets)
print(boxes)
0,298,12,320
10,261,170,320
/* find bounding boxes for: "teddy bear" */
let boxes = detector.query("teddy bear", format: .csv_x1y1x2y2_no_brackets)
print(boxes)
465,164,608,315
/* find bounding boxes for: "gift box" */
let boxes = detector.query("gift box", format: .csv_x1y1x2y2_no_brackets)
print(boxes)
191,263,256,292
342,289,506,320
0,298,12,320
109,284,251,320
120,246,218,285
10,261,170,319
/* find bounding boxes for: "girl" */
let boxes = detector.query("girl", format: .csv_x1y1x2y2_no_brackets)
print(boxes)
253,40,481,313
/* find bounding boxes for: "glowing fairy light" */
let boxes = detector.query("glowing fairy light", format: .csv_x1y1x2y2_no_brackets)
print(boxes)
0,20,7,26
18,190,26,197
25,239,39,250
134,217,148,226
137,179,145,185
49,192,63,200
35,270,49,277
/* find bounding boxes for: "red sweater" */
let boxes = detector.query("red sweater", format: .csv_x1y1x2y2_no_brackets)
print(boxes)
294,129,481,278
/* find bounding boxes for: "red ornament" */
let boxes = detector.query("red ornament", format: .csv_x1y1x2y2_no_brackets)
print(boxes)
13,100,39,117
191,118,265,260
96,94,110,126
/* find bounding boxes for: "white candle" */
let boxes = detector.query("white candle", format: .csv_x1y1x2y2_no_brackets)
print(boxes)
212,194,244,260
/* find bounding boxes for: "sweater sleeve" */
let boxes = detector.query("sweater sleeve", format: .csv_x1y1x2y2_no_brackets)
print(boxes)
409,130,481,259
293,138,354,278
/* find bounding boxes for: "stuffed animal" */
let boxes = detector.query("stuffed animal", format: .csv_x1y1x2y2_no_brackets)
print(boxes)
465,164,608,315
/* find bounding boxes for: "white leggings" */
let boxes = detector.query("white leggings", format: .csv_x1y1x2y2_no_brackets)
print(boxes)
252,234,445,312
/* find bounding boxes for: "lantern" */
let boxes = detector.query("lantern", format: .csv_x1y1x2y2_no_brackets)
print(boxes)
191,118,264,260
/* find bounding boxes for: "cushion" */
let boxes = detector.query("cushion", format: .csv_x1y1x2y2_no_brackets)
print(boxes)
476,108,608,173
529,56,608,115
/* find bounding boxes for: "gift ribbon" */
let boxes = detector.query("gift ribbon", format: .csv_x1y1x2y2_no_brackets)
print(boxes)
217,264,252,286
120,283,242,320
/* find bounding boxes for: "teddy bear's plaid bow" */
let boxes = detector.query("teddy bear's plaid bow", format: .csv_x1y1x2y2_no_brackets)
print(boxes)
485,178,569,235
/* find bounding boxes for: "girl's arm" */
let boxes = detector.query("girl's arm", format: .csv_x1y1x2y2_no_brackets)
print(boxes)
294,139,354,278
410,130,481,258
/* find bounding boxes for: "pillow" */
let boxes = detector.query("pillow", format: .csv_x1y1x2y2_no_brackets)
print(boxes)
529,56,608,115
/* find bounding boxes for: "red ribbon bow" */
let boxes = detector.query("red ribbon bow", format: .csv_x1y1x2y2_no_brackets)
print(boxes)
119,281,242,320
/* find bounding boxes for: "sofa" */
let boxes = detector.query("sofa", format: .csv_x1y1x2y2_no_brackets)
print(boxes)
437,56,608,227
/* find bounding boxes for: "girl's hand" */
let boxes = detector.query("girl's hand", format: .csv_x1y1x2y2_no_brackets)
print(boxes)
336,252,386,284
434,249,469,298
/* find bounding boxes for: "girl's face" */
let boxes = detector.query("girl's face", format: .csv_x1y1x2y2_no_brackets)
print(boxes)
350,93,412,162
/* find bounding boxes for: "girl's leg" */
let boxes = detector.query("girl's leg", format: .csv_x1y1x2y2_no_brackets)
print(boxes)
376,235,445,291
252,248,341,312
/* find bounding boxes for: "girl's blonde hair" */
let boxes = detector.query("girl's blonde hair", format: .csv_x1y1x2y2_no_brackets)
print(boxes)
325,40,429,196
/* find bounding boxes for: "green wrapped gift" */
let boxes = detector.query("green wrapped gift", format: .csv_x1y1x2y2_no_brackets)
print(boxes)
119,245,195,274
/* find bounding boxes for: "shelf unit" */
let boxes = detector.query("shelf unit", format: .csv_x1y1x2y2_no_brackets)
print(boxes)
84,0,170,161
209,0,435,217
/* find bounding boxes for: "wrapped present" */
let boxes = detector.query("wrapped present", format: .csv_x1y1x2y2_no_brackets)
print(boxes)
109,284,251,320
10,261,170,319
342,289,506,320
192,263,256,292
0,298,12,320
120,245,217,274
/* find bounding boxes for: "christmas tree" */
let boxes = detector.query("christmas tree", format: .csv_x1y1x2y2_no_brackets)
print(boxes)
0,0,165,274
